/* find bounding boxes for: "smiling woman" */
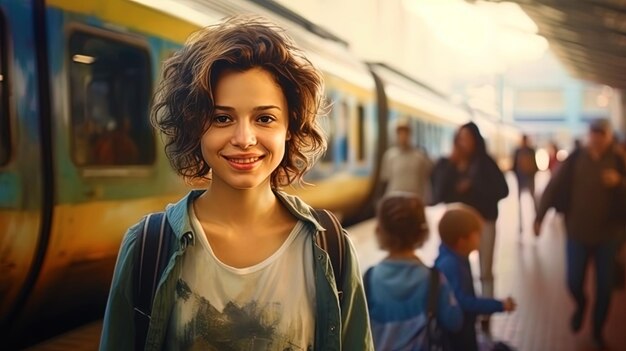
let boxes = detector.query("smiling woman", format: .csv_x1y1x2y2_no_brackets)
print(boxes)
100,15,373,351
202,68,289,190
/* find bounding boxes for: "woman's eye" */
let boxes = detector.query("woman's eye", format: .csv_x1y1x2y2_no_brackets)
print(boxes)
213,115,231,124
258,115,275,124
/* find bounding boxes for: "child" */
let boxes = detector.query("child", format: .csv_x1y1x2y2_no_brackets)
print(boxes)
434,204,516,351
364,192,463,350
100,16,373,351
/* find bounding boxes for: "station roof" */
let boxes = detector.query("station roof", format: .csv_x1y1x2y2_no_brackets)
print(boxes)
484,0,626,90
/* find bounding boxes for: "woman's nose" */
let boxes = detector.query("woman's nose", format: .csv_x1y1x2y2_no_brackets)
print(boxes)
231,121,257,149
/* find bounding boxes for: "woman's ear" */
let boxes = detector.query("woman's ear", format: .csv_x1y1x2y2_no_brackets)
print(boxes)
286,131,292,141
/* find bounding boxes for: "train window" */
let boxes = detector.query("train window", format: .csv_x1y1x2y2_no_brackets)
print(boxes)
415,120,423,147
320,94,335,163
0,15,9,166
68,30,154,166
338,100,349,163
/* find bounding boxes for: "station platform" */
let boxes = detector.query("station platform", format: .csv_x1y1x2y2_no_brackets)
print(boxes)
25,172,625,351
350,171,626,351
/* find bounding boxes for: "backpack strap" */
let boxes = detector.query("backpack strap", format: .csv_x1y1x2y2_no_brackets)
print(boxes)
426,267,440,324
312,209,345,302
133,212,173,351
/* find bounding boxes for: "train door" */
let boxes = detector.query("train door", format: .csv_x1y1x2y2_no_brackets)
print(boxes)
0,0,53,347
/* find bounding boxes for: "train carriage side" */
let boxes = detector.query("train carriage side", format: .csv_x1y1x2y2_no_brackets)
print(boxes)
370,63,519,172
370,64,471,160
283,46,380,224
0,0,49,342
3,0,196,347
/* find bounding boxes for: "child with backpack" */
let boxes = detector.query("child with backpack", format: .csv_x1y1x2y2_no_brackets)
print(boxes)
434,204,516,351
364,192,463,350
99,16,373,351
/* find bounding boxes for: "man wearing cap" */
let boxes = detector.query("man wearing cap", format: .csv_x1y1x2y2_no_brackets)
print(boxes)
380,121,433,201
534,118,626,348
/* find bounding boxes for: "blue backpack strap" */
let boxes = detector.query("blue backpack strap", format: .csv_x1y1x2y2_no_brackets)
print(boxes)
133,212,173,350
426,267,447,350
426,267,440,320
312,209,345,302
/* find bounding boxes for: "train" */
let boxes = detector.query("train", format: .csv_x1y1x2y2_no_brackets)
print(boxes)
0,0,520,347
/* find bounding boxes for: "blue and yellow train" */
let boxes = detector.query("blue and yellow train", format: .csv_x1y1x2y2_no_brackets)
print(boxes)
0,0,519,347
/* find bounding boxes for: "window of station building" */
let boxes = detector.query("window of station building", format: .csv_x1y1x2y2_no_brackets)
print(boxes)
356,103,365,161
68,30,154,167
0,14,9,166
582,85,612,112
514,89,564,120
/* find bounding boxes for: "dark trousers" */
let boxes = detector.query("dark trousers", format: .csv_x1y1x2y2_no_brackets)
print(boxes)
449,314,478,351
566,238,619,337
516,174,536,234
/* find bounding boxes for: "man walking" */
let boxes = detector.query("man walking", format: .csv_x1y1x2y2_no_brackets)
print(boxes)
512,134,538,236
534,119,626,349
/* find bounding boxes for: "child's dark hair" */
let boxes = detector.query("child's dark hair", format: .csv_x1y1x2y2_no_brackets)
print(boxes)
152,16,326,187
376,193,428,251
438,204,483,246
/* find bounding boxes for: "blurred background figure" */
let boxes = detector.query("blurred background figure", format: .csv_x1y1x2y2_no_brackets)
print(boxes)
93,117,140,165
512,134,538,237
534,119,626,349
365,193,462,351
435,204,516,351
547,141,561,173
431,122,509,335
573,138,583,151
380,120,433,201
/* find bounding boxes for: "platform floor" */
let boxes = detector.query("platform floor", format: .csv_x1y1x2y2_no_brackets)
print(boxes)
26,172,626,351
350,172,626,351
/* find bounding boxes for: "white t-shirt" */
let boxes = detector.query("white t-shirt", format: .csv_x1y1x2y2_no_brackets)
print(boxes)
165,206,316,351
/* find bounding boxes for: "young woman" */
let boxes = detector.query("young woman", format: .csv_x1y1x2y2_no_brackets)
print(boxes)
100,16,373,351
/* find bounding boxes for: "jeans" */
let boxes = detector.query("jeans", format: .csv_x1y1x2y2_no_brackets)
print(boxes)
566,238,620,337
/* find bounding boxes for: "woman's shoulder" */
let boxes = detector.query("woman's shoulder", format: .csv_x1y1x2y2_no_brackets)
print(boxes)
119,216,149,253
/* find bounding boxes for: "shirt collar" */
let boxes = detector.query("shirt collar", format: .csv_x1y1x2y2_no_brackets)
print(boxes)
164,189,326,246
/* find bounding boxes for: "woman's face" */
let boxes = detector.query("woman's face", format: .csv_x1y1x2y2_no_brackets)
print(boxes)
201,68,289,190
456,127,476,157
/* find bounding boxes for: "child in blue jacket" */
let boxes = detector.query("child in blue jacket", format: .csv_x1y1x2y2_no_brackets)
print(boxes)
434,204,516,351
364,193,463,350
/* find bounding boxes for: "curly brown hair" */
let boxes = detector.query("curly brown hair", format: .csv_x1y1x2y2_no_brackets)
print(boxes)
152,16,326,187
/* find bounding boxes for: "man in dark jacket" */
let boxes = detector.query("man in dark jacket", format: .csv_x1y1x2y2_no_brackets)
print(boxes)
534,119,626,349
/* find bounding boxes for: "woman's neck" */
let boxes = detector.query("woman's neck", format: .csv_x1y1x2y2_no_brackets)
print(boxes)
195,178,281,226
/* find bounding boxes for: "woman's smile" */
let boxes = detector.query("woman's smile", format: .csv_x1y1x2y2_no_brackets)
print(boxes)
222,154,265,170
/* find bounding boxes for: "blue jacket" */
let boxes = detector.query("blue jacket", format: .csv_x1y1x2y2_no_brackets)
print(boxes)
364,260,462,350
99,190,374,351
434,244,503,351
